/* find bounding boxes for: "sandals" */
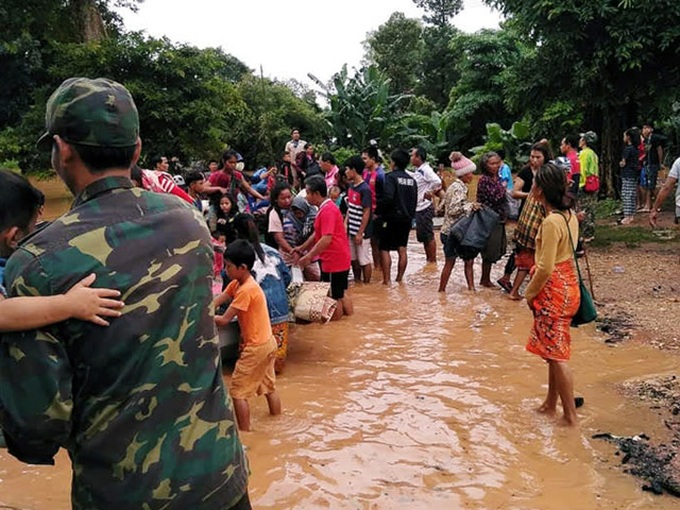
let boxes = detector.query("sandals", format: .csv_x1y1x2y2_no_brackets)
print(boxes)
497,279,512,293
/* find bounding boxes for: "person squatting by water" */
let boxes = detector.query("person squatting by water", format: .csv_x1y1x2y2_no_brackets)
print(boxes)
0,78,251,509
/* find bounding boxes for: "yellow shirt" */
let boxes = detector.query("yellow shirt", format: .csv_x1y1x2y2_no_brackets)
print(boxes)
525,210,579,302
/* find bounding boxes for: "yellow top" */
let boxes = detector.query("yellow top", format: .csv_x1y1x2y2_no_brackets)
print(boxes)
525,210,579,302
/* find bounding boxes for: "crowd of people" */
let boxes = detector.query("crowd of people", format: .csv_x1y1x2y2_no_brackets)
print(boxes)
0,76,679,509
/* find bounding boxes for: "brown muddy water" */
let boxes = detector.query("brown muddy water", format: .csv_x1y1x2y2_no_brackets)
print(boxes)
1,181,678,509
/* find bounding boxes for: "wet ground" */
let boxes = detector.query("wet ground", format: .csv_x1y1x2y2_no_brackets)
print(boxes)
2,232,680,509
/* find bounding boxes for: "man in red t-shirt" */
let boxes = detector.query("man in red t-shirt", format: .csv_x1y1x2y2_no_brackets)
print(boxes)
202,149,265,204
560,134,581,197
294,175,353,321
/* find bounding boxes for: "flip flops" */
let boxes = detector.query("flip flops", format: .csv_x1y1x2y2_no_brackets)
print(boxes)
497,278,512,293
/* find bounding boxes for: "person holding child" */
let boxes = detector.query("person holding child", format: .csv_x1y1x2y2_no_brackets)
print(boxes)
0,169,124,332
214,240,282,431
0,78,249,508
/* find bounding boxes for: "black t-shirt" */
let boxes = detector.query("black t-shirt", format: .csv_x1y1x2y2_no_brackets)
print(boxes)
621,145,639,179
517,166,534,193
516,166,534,213
377,169,417,221
646,133,667,166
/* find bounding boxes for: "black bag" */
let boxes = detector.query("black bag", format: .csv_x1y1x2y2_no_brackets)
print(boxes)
450,208,500,250
560,213,597,327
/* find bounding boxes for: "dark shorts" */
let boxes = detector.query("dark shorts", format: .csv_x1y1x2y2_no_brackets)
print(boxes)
440,233,456,260
321,269,349,299
645,164,660,190
371,215,382,242
379,218,412,251
441,233,478,261
415,205,435,243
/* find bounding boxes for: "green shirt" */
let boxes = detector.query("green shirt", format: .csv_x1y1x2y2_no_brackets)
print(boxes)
0,177,247,509
579,147,599,188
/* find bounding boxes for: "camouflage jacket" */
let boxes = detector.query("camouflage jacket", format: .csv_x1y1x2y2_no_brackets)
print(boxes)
0,177,248,509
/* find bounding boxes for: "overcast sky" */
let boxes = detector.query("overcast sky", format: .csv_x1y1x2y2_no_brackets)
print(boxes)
119,0,503,87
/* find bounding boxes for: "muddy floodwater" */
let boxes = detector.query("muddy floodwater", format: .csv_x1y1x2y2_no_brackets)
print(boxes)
1,182,678,509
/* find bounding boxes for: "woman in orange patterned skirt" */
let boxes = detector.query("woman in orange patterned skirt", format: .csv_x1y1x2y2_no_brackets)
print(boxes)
524,163,581,426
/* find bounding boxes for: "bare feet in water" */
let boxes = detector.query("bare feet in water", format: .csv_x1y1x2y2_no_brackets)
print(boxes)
536,403,557,418
557,415,579,427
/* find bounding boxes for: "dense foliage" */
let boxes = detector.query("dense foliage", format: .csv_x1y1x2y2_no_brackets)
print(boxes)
0,0,324,171
3,0,680,192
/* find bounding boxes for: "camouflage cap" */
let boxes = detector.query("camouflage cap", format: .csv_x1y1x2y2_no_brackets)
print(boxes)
36,77,139,151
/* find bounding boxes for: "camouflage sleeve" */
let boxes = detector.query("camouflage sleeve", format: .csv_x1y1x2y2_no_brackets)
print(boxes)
0,248,72,465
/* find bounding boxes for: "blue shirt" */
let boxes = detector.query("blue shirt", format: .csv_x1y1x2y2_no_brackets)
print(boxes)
499,163,513,191
0,257,6,298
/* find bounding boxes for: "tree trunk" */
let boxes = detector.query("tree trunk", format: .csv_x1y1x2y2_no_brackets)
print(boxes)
600,106,625,199
70,0,107,42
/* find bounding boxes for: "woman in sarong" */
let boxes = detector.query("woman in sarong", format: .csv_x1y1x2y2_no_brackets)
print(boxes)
524,163,581,426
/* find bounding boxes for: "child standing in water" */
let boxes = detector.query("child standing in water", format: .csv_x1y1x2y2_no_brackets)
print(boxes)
214,239,281,431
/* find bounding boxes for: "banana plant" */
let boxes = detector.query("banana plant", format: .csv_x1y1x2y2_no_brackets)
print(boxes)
309,65,411,150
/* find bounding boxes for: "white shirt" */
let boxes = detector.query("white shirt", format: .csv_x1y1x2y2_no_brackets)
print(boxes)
669,157,680,210
408,162,442,212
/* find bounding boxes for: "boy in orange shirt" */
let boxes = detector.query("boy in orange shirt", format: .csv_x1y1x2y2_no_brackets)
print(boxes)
214,239,281,431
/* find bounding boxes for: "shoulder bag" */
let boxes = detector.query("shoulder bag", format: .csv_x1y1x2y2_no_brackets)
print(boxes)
560,212,597,327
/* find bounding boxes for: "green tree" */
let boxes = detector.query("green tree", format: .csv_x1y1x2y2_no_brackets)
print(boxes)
412,0,463,28
446,28,519,150
485,0,680,195
312,65,411,150
3,34,252,169
410,0,463,110
418,25,459,110
233,77,325,168
363,12,424,95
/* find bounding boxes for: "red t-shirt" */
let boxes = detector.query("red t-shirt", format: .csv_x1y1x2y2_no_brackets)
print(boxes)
313,199,351,273
566,150,581,179
208,170,244,194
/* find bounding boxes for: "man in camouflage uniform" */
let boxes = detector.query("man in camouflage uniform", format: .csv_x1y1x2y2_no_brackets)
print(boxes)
0,78,250,509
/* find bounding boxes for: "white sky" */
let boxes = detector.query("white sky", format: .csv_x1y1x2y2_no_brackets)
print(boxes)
119,0,503,87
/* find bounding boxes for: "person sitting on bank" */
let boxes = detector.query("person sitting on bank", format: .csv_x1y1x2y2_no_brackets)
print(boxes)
293,175,353,320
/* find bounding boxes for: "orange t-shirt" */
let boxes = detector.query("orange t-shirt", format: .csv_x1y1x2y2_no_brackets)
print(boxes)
226,276,272,346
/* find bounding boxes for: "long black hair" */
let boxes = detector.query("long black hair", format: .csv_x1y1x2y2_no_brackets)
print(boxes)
233,213,265,263
265,182,292,248
534,163,570,211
